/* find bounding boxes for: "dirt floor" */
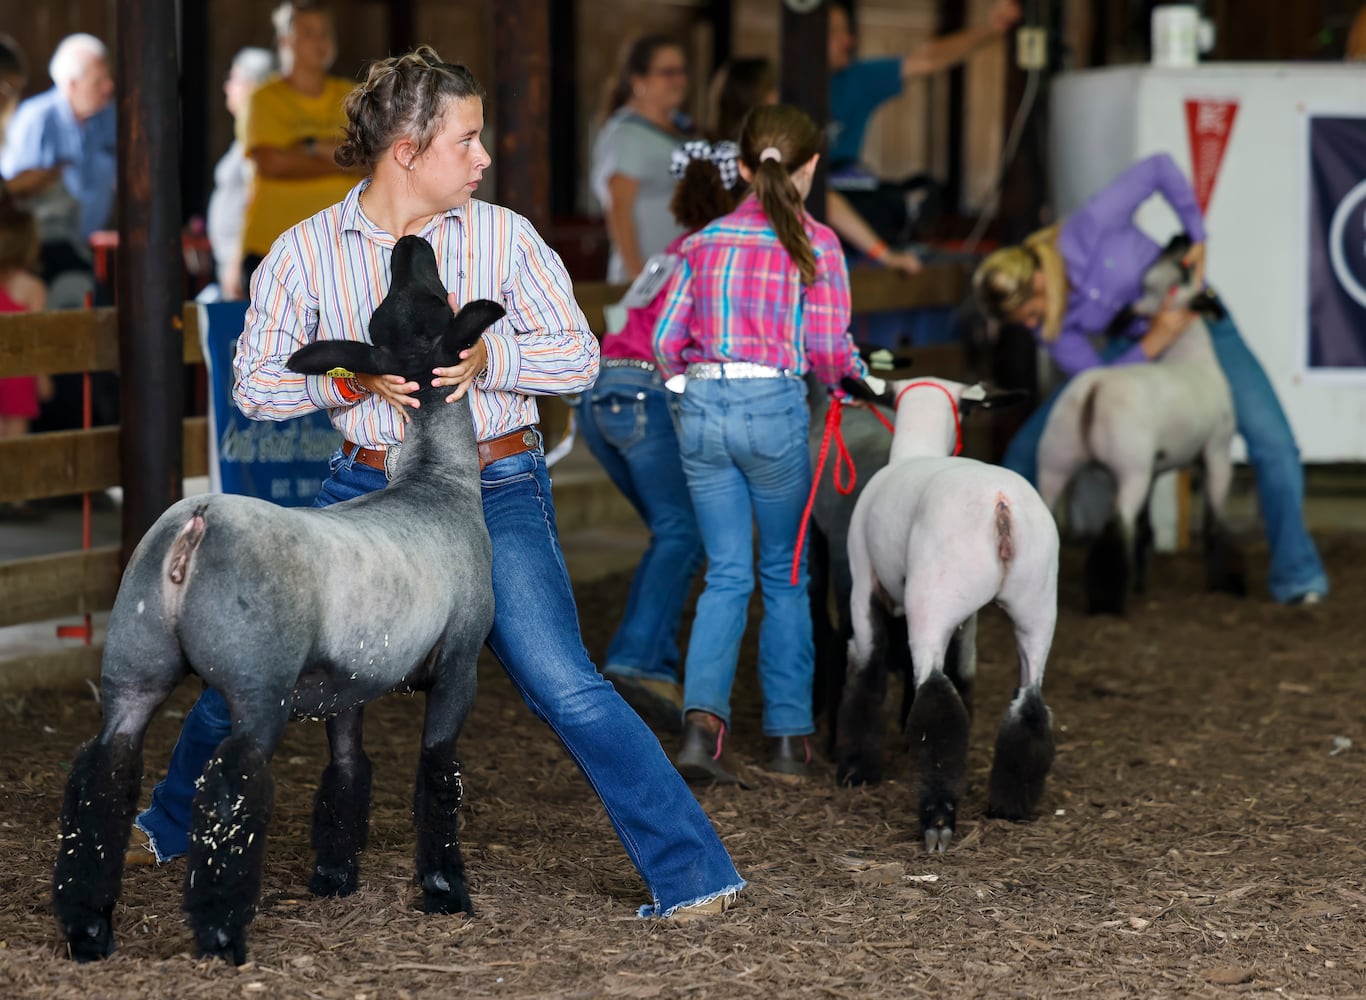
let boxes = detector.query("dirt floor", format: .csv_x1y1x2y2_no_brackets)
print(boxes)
2,531,1365,999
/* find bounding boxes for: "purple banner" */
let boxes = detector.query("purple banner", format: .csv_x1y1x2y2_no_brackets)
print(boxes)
1307,116,1366,369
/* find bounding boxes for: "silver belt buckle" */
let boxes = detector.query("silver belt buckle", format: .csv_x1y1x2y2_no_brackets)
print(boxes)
521,428,538,449
384,443,403,479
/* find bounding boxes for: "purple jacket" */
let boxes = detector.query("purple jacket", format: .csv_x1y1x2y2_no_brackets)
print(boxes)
1049,154,1208,375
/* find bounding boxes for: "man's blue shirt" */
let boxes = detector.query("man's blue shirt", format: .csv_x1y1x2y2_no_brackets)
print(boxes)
0,87,116,241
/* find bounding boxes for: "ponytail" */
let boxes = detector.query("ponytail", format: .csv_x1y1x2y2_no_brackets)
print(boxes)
737,105,822,285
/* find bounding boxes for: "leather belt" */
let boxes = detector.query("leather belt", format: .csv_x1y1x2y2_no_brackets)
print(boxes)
342,426,540,478
685,361,795,380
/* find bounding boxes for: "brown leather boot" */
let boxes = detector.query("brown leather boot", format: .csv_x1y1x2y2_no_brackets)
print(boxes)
675,711,753,787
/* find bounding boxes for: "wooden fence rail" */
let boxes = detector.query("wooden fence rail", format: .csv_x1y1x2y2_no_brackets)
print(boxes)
0,262,974,683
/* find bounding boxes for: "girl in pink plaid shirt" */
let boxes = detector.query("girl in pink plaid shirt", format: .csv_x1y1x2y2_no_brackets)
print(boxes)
654,105,868,784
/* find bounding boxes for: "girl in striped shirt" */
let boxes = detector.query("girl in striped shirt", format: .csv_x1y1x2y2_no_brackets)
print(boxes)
654,105,869,784
130,47,743,921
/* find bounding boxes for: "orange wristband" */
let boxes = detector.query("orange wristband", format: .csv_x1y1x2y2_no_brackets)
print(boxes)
866,240,888,262
333,376,369,402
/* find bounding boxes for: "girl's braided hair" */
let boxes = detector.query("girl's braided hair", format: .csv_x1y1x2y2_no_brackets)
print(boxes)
336,46,485,173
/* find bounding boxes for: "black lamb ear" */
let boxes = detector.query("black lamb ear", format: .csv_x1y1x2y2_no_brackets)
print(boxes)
288,340,392,376
840,375,894,407
444,299,507,354
1164,233,1193,258
959,383,1030,416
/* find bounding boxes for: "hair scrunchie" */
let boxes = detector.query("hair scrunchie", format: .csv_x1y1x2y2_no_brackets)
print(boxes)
669,139,741,190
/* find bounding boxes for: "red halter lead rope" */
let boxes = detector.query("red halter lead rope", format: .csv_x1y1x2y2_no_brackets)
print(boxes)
789,381,961,586
791,397,857,585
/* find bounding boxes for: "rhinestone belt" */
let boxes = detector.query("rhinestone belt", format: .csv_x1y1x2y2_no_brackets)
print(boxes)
685,361,795,380
601,358,657,371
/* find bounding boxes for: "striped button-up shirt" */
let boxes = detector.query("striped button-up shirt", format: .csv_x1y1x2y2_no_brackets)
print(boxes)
652,195,865,389
233,181,599,448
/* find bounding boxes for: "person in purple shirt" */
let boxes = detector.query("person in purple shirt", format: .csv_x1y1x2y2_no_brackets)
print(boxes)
973,153,1328,606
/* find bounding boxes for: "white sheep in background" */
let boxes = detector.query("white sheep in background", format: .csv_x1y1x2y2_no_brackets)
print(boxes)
1035,236,1245,615
52,237,501,965
837,376,1059,853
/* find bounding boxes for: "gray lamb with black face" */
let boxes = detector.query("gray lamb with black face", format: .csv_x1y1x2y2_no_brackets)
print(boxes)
52,236,500,966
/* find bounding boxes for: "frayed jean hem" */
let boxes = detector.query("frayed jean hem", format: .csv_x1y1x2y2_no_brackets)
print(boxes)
638,879,747,918
133,816,181,865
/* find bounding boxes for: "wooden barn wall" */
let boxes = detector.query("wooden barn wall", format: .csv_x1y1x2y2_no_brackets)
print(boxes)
16,0,1358,265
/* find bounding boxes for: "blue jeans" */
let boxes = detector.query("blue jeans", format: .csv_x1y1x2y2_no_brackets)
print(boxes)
138,441,744,916
676,375,815,737
1002,314,1328,603
569,365,704,683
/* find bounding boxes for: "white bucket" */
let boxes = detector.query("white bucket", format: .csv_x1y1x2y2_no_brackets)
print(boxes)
1151,4,1200,67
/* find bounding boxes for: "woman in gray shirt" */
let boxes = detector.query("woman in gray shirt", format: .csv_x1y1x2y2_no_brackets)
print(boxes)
590,35,691,283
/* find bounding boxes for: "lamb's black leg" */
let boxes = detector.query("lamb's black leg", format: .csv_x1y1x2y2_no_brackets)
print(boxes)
1084,516,1130,615
807,525,839,726
52,734,143,962
835,597,895,787
310,708,372,898
414,667,477,916
986,685,1055,822
1133,500,1154,595
183,731,277,966
1203,503,1247,596
941,614,978,721
905,671,971,852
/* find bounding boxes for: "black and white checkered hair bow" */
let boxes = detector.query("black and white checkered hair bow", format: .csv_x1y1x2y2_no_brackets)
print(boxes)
669,140,741,190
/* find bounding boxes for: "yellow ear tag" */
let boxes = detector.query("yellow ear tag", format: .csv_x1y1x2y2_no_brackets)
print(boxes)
325,367,357,379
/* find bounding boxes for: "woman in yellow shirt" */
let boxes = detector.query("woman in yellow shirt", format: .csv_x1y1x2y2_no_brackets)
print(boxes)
239,1,355,289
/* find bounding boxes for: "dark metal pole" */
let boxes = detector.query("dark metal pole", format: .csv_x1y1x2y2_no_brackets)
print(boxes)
117,0,185,562
710,0,735,72
179,0,211,224
938,0,968,215
388,0,417,55
491,0,552,235
549,0,578,219
780,0,829,220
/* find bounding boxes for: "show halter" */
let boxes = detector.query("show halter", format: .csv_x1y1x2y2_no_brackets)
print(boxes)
894,381,963,457
789,381,962,586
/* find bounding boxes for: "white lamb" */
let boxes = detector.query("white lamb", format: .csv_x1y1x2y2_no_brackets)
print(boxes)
1034,236,1245,615
836,376,1059,852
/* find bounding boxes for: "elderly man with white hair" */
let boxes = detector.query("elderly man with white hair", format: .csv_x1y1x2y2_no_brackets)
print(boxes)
0,33,116,261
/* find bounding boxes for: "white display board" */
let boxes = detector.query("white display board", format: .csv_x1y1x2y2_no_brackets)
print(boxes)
1050,63,1366,464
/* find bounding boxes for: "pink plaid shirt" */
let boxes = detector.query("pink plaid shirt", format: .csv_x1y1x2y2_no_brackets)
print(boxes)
652,195,866,389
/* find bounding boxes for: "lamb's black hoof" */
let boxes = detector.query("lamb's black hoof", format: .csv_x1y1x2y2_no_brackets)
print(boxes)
918,796,956,853
195,925,248,966
1084,521,1129,615
835,750,883,787
420,871,473,916
986,689,1055,822
310,860,358,898
65,915,115,963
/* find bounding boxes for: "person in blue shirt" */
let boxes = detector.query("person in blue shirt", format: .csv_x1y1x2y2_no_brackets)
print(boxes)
0,33,115,275
827,0,1020,256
